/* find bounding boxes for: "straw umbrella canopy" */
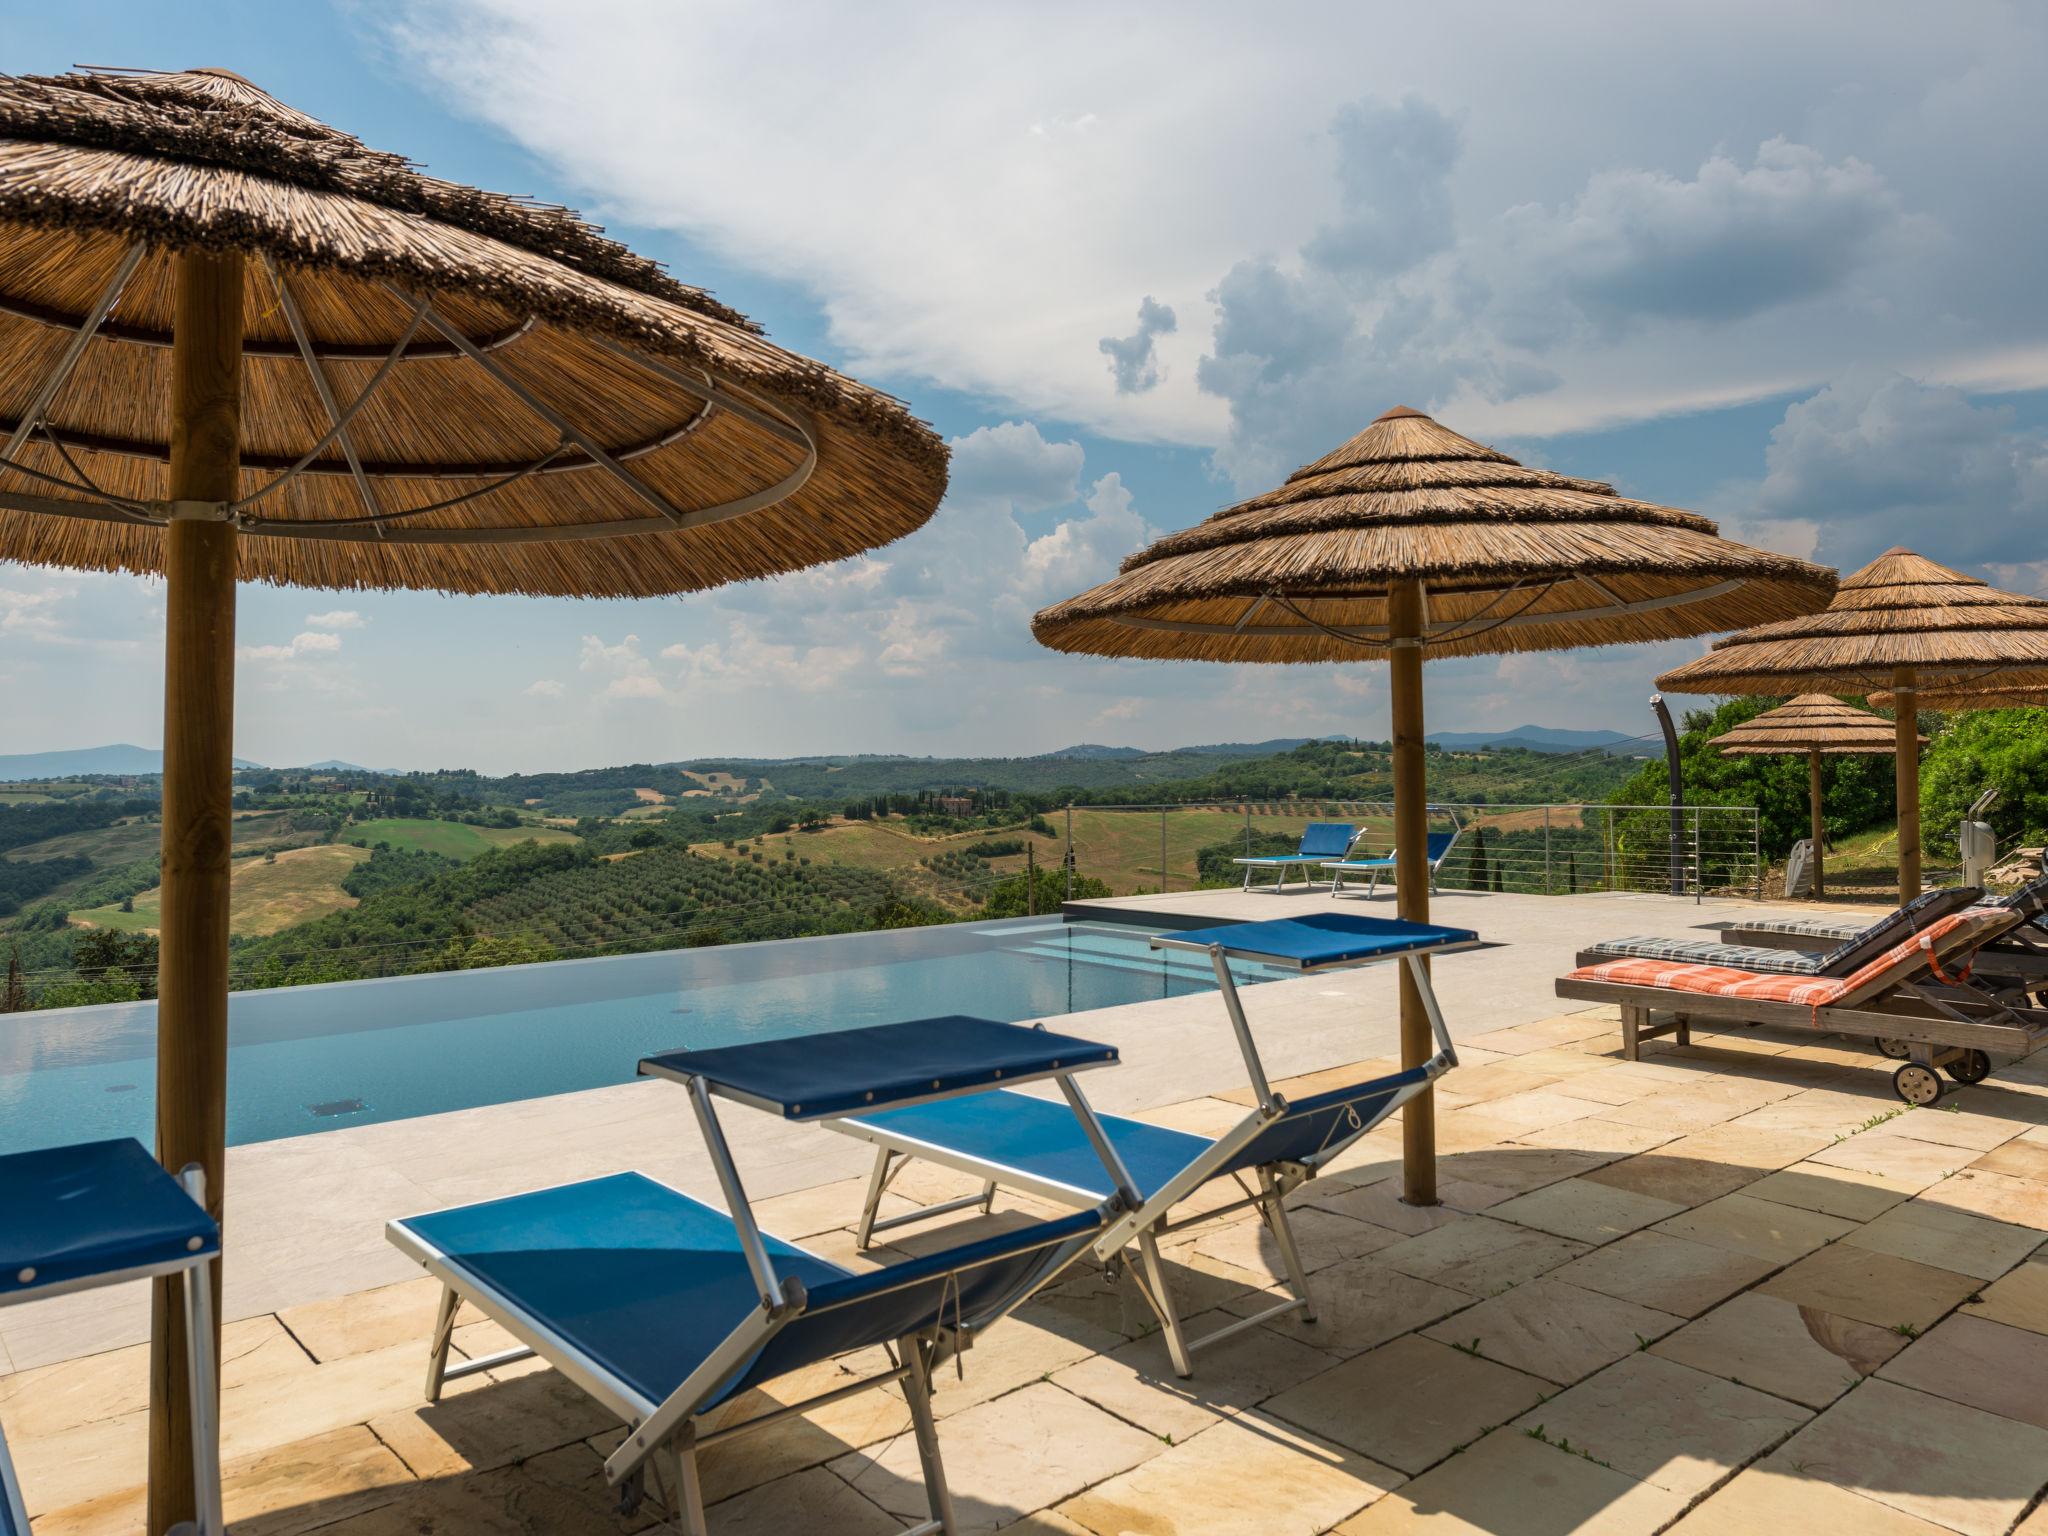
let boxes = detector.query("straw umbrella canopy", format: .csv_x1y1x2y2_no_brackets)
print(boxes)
0,67,945,1528
1033,406,1836,1203
1873,682,2048,711
1659,549,2048,905
1709,695,1923,898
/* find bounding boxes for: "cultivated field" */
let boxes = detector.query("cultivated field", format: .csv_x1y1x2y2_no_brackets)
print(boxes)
349,817,579,860
74,843,373,936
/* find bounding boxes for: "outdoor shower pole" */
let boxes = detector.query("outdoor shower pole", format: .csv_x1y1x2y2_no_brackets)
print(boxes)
1893,665,1920,904
1390,579,1436,1206
150,248,241,1536
1651,695,1685,898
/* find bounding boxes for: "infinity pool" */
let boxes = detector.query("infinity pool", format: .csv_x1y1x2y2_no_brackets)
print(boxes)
0,917,1287,1154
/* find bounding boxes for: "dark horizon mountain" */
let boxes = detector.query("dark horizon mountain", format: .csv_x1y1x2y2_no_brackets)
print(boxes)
0,744,265,782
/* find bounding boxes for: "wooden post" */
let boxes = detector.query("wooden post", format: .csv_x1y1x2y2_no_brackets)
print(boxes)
149,248,242,1536
1892,665,1919,906
1808,749,1826,899
1389,579,1435,1206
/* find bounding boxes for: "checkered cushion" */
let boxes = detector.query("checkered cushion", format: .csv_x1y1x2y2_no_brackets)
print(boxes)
1581,936,1824,974
1737,914,1866,941
1994,872,2048,923
1569,909,2005,1010
1813,886,1982,975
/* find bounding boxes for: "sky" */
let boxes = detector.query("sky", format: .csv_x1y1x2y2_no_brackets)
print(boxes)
8,1,2048,772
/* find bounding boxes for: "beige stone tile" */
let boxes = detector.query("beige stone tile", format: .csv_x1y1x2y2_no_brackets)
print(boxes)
1920,1168,2048,1231
273,1276,445,1364
1135,1095,1259,1136
1762,1377,2048,1536
1334,1426,1687,1535
0,1315,311,1443
369,1361,618,1482
1513,1118,1679,1157
1421,1278,1682,1386
1374,1217,1588,1297
1653,1192,1855,1265
1301,1177,1472,1237
1462,1088,1605,1135
833,1380,1163,1536
1488,1178,1685,1246
1512,1352,1806,1497
1222,1257,1471,1358
1878,1313,2048,1431
1844,1198,2042,1282
1971,1137,2048,1182
1666,1466,1959,1534
1049,1307,1339,1441
1264,1333,1549,1476
1649,1291,1902,1410
1760,1244,1977,1334
750,1176,913,1240
291,1458,628,1534
1552,1231,1777,1318
1726,1089,1905,1140
995,1513,1095,1536
1433,1144,1613,1198
929,1314,1114,1420
1059,1410,1401,1536
29,1423,413,1536
1600,1090,1755,1134
1582,1136,1782,1210
1190,1205,1400,1281
1888,1105,2038,1154
1433,1063,1568,1104
1964,1253,2048,1335
705,1464,901,1535
1808,1133,1967,1187
1744,1160,1920,1223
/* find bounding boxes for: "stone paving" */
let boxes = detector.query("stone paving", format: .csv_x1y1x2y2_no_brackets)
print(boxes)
7,1000,2048,1533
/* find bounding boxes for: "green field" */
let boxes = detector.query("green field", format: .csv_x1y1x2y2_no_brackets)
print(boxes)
74,843,373,937
350,817,580,860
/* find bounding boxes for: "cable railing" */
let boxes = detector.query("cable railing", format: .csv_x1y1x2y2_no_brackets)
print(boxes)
1058,799,1764,904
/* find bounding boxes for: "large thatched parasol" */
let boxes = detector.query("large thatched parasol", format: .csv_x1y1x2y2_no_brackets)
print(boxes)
0,67,946,1528
1034,406,1835,1203
1659,549,2048,904
1709,695,1923,898
1873,682,2048,711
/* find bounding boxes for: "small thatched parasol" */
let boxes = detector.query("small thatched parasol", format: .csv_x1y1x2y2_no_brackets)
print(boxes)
1035,406,1835,1203
0,67,945,1528
1659,549,2048,903
1709,695,1924,898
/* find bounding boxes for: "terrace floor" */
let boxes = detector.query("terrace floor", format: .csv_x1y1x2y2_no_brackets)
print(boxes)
6,887,2048,1533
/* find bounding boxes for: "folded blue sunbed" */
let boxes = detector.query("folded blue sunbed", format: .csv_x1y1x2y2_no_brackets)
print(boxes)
1323,826,1462,898
1232,821,1358,890
1,1139,223,1536
826,914,1477,1378
388,1016,1130,1536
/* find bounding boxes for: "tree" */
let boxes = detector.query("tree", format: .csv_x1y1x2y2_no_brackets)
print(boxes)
981,868,1110,918
1920,707,2048,861
1465,826,1490,892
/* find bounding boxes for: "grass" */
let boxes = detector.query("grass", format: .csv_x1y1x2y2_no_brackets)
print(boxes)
6,817,163,866
348,817,579,861
73,844,373,937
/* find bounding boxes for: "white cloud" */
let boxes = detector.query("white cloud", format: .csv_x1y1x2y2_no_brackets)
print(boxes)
523,678,566,698
304,610,366,630
238,631,344,663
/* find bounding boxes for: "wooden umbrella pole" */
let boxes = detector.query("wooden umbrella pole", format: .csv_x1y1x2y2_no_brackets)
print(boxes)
1389,579,1435,1206
1892,665,1919,905
148,248,242,1536
1808,749,1826,899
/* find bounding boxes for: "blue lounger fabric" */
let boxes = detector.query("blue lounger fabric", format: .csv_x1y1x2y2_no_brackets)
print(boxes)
1161,913,1477,969
1237,822,1356,865
396,1172,846,1411
1219,1069,1430,1175
1326,830,1458,872
855,1089,1216,1202
0,1138,218,1299
395,1170,1099,1412
640,1015,1118,1119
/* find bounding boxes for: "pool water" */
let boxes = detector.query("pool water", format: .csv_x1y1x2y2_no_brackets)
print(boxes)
0,918,1289,1154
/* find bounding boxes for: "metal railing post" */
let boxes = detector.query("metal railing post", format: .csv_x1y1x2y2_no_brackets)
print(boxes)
1753,811,1762,901
1159,808,1168,895
1064,803,1073,902
1544,806,1552,894
1692,806,1702,903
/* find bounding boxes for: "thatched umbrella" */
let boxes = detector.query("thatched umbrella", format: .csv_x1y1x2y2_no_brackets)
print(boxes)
1710,695,1923,899
1033,406,1835,1203
1659,549,2048,905
0,67,945,1527
1873,682,2048,711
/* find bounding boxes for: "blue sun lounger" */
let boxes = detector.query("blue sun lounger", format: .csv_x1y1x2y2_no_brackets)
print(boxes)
826,914,1477,1378
1324,827,1462,898
388,1016,1132,1536
1,1139,223,1536
1233,821,1358,890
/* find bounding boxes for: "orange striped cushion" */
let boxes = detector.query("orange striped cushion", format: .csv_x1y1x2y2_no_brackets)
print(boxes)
1567,909,1998,1006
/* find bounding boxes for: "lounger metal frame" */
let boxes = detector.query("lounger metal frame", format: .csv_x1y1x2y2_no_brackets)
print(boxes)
1558,909,2048,1097
0,1164,222,1536
832,937,1466,1378
393,1037,1126,1536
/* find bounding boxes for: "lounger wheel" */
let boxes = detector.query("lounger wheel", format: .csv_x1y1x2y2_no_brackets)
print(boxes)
1943,1049,1993,1085
1892,1063,1944,1106
1876,1037,1912,1060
